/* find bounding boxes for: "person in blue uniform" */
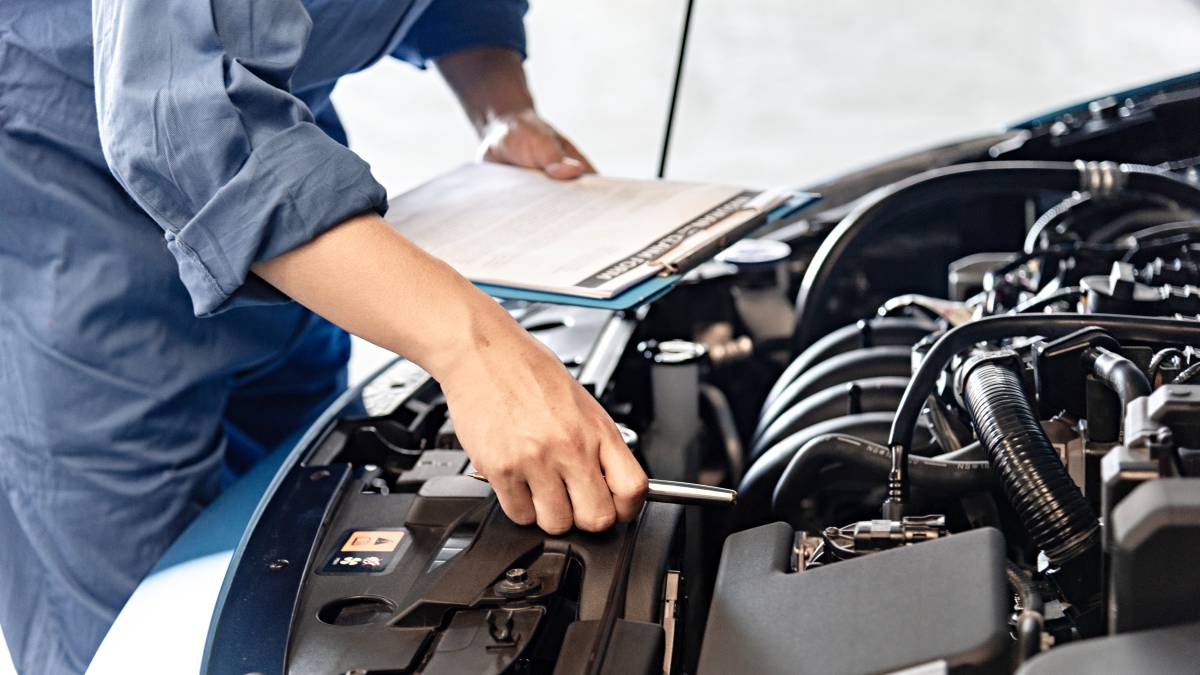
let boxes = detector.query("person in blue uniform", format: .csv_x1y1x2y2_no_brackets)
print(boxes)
0,1,649,671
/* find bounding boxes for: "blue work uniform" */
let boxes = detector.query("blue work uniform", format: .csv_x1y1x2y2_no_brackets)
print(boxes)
0,0,527,671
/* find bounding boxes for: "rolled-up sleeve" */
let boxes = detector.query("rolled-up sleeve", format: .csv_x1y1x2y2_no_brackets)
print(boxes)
92,0,388,316
392,0,529,67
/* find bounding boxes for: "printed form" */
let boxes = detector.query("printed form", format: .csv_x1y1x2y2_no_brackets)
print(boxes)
384,163,760,298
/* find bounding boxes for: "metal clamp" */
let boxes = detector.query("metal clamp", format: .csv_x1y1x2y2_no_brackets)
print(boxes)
1075,159,1126,199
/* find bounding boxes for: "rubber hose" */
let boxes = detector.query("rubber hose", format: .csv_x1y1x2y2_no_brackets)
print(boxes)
738,412,931,525
770,434,995,518
933,441,986,462
700,383,744,485
1005,561,1044,664
963,360,1098,564
751,377,909,461
756,346,913,440
887,314,1200,489
762,317,933,415
1082,346,1151,411
793,161,1200,351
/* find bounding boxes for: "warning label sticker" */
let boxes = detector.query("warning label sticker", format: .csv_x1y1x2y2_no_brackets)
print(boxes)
341,530,404,552
320,528,408,575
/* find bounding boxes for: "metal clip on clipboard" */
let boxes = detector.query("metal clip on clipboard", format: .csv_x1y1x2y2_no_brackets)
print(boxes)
649,187,798,276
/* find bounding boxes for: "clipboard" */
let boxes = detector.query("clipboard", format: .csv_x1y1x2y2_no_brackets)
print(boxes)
475,191,819,310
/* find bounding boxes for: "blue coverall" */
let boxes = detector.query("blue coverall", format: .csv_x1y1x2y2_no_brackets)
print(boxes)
0,1,527,671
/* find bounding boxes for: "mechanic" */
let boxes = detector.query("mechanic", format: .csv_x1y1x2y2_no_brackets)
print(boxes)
0,1,649,671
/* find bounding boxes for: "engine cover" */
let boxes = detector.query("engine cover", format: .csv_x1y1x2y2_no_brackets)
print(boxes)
698,524,1008,675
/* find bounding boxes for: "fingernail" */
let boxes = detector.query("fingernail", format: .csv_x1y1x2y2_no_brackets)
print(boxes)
545,162,566,174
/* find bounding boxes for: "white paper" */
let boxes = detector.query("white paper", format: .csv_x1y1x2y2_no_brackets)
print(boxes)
383,163,756,298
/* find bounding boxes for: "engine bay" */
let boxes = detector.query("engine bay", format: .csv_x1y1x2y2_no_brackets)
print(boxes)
203,75,1200,674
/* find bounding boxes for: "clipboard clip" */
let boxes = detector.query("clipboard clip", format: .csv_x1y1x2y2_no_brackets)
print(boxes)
649,186,797,275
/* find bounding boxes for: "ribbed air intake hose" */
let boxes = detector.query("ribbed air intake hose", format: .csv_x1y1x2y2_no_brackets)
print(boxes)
962,359,1098,564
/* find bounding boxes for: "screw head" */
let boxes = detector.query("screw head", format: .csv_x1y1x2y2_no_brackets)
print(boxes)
268,559,289,571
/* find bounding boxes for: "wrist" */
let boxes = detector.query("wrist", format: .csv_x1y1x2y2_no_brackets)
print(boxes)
436,46,535,137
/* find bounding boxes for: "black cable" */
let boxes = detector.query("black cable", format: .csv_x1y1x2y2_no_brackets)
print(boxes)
793,162,1200,352
770,434,995,519
1174,360,1200,384
656,0,695,179
883,314,1200,516
738,412,932,526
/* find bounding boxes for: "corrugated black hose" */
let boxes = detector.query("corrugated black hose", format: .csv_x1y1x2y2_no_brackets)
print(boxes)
962,359,1098,565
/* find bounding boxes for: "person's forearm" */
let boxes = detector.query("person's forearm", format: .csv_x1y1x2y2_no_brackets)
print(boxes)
252,211,648,535
251,211,516,381
436,47,534,137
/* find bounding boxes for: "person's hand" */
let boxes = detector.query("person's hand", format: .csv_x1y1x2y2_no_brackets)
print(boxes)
437,306,648,534
480,109,596,180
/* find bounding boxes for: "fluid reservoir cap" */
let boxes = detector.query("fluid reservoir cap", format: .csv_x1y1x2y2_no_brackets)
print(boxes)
715,238,791,269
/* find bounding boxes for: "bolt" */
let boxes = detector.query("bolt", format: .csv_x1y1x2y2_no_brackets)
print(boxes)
268,559,289,571
505,568,528,584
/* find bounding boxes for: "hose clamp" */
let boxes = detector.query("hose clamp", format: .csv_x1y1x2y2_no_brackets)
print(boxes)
953,349,1021,409
1074,159,1125,199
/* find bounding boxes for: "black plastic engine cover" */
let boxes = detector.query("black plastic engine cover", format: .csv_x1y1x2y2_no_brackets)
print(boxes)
1017,621,1200,674
697,523,1008,675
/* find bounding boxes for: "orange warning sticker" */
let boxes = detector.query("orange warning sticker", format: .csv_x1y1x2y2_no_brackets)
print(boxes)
341,530,405,553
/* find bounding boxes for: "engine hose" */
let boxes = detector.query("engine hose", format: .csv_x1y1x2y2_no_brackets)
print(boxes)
762,317,933,415
1022,192,1091,254
1005,561,1044,664
884,313,1200,516
751,377,909,461
933,441,985,462
756,346,913,440
963,360,1098,565
738,412,931,526
770,434,995,519
699,383,744,485
1082,346,1151,412
793,161,1200,351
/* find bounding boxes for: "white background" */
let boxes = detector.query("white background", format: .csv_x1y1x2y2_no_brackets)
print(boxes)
6,1,1200,672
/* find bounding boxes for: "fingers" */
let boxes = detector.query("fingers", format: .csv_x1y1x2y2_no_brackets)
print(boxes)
526,469,575,535
562,458,617,532
599,425,649,522
543,157,586,180
528,134,584,180
559,136,597,174
490,471,536,527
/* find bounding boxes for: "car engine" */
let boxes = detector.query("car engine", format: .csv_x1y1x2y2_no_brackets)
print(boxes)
198,76,1200,674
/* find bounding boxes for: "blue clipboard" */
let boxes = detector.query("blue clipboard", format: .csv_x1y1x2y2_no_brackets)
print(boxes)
475,192,820,310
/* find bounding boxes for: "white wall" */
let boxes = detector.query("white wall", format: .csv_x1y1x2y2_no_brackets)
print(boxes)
332,0,1200,381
